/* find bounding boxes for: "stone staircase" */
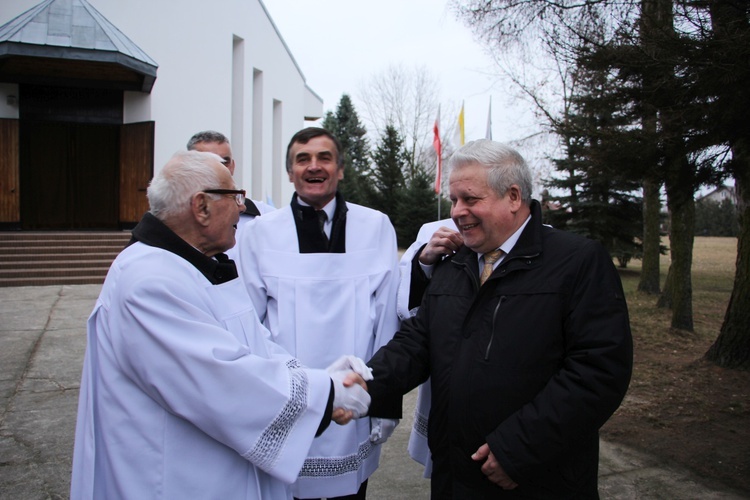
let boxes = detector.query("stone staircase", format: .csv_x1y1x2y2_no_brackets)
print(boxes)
0,231,132,287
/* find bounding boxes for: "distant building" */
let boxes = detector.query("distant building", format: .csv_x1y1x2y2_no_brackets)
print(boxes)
697,185,737,205
0,0,322,230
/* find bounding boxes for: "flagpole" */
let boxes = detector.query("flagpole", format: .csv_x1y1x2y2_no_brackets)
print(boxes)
433,105,442,219
486,96,493,140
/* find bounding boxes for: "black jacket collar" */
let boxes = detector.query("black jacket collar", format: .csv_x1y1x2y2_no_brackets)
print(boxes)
241,199,262,217
129,212,238,284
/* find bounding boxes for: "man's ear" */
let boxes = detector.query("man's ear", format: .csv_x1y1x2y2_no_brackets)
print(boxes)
507,185,523,212
192,193,211,227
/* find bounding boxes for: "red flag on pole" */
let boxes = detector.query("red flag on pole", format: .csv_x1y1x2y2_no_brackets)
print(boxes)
433,106,442,194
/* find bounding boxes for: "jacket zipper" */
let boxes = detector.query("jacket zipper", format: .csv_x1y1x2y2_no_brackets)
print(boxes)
485,296,506,360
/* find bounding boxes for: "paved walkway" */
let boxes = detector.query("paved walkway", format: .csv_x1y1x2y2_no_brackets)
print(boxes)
1,284,747,499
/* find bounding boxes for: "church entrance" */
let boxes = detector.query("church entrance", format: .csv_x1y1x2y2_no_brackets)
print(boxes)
17,85,122,230
20,120,119,229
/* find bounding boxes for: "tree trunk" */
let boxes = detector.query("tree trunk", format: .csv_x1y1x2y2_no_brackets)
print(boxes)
664,162,695,331
706,140,750,368
639,176,662,293
638,0,671,295
657,263,673,308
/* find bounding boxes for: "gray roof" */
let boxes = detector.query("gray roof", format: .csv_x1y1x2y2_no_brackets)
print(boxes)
0,0,157,87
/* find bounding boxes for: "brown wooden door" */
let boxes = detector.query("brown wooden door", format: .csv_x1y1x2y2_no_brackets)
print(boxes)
20,121,119,229
119,121,154,225
73,124,119,227
0,119,20,225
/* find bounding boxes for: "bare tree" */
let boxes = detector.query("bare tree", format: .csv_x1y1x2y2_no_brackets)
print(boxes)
358,64,444,180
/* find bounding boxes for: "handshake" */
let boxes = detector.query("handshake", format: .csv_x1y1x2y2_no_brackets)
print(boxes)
327,355,372,424
326,355,400,444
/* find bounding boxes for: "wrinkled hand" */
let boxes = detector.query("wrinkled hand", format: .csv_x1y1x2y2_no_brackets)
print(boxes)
369,418,399,445
326,355,373,381
418,226,463,265
330,371,370,423
472,443,518,490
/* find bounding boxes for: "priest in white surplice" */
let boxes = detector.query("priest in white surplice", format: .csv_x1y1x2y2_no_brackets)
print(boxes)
70,150,370,500
234,128,401,499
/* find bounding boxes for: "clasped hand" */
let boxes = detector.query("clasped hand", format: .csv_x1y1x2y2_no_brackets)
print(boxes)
327,355,373,425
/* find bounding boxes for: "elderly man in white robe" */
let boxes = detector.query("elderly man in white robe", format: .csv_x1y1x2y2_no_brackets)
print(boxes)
70,150,370,500
234,127,401,500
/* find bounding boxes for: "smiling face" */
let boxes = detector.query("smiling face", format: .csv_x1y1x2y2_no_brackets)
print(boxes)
287,135,343,209
449,162,523,254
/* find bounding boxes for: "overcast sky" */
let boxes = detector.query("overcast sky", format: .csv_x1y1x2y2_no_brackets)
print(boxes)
261,0,540,149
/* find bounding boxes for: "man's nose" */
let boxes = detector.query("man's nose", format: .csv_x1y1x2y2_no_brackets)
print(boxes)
307,157,322,170
451,201,466,217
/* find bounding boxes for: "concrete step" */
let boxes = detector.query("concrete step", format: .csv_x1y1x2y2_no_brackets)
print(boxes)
0,275,107,287
0,258,116,269
0,231,130,287
0,267,111,279
0,231,132,241
0,252,121,263
0,245,126,255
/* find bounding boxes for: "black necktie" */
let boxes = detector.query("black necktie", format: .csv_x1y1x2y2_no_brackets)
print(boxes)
316,210,328,243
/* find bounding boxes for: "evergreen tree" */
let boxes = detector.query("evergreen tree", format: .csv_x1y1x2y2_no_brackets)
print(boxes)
545,62,644,267
321,95,375,206
695,198,739,237
370,124,407,224
395,164,440,248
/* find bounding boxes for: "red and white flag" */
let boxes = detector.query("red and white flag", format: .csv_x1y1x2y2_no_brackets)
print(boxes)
433,105,442,194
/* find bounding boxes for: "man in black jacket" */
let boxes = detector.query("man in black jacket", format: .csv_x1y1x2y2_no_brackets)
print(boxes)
366,139,633,499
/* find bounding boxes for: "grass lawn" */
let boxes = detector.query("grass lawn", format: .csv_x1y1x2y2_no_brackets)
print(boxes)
601,236,749,494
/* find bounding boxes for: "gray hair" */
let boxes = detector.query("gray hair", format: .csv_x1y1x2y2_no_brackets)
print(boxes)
448,139,533,204
186,130,229,150
147,150,223,220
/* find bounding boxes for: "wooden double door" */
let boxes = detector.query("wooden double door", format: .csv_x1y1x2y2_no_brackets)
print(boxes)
0,119,153,230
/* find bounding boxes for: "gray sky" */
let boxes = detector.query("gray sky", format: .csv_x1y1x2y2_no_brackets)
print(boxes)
262,0,539,147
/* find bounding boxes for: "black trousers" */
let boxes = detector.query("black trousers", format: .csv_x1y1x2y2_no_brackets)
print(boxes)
295,479,368,500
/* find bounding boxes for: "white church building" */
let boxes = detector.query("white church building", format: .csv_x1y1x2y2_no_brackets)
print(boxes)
0,0,322,230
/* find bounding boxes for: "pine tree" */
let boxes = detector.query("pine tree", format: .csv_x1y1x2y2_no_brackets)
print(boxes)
370,124,407,225
321,95,374,207
395,164,440,248
545,62,644,267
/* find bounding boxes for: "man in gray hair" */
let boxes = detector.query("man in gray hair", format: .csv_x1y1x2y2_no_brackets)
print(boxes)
70,150,370,499
366,139,633,498
187,130,275,224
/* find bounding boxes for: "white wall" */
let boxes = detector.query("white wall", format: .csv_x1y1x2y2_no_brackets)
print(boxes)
0,0,322,207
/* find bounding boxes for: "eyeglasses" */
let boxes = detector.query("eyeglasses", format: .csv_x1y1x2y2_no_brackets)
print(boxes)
203,189,246,206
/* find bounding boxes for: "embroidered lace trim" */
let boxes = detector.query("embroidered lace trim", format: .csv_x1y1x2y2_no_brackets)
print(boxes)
244,359,307,471
298,439,375,478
